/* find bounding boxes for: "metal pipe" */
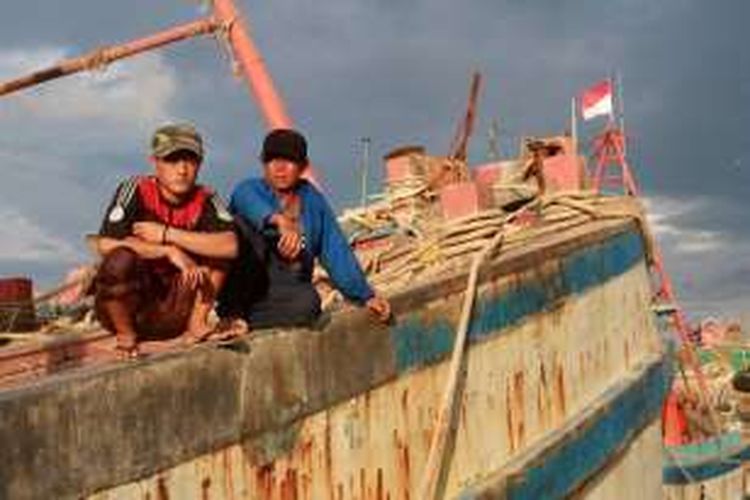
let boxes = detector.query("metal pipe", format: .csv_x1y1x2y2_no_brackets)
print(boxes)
0,18,220,98
360,137,371,208
211,0,292,130
571,96,578,155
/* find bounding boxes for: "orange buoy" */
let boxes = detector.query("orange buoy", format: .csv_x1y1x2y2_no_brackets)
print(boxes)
662,390,689,446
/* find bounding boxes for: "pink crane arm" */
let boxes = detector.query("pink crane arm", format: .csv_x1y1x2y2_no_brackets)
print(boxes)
0,18,219,98
211,0,319,183
211,0,292,130
0,1,319,183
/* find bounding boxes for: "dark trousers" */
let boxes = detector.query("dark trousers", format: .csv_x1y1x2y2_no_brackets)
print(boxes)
94,247,195,339
217,221,321,328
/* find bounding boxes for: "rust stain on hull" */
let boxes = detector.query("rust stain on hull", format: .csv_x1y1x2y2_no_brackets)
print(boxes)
87,264,662,500
156,476,170,500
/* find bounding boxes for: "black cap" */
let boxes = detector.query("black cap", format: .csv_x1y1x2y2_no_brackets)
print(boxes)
261,129,308,166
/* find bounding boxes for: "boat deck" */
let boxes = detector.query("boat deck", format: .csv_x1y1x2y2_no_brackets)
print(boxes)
0,217,645,390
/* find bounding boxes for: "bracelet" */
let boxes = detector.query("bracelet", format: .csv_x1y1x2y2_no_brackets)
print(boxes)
161,225,169,245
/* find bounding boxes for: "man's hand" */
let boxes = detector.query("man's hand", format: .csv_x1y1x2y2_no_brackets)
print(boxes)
133,222,166,244
277,231,303,260
271,213,298,233
271,213,303,260
366,296,392,323
166,246,205,289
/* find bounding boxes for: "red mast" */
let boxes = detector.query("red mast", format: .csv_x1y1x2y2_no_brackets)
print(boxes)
211,0,293,130
590,119,719,434
591,124,638,195
590,121,692,342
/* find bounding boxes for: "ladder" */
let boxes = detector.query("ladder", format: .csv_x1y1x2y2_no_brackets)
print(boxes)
591,123,719,435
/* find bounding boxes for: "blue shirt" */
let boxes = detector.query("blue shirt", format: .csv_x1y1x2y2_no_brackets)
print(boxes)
230,177,374,304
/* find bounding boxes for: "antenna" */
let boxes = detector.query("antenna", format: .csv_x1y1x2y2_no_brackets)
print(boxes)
359,137,371,208
487,119,501,161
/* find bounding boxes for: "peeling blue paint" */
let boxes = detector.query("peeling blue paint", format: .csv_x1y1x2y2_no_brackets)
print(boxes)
390,229,646,373
389,317,455,369
459,356,672,500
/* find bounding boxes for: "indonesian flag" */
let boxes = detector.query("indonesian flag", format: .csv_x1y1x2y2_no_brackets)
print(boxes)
580,79,613,121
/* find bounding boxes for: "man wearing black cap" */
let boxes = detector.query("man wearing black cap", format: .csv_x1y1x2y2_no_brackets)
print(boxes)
93,123,238,358
219,128,390,327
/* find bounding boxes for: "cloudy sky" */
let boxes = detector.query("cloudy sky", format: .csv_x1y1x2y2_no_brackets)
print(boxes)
0,0,747,320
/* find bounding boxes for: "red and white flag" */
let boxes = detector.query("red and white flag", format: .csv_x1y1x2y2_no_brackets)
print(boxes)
580,79,613,121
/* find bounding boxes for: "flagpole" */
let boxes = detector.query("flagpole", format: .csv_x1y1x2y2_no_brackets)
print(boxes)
571,96,578,155
615,71,627,158
607,73,616,130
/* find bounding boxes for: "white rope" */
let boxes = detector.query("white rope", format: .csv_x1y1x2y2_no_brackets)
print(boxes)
356,194,652,296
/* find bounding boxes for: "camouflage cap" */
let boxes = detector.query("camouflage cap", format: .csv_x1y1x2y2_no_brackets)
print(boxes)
151,123,204,160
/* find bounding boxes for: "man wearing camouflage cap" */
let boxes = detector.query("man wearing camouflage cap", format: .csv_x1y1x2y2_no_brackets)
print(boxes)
93,123,238,358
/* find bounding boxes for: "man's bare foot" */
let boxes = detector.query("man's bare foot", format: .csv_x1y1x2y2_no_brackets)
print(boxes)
182,324,215,346
115,343,140,360
115,333,139,360
209,318,249,342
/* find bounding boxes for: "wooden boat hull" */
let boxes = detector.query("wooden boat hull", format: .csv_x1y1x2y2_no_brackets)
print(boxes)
0,220,669,499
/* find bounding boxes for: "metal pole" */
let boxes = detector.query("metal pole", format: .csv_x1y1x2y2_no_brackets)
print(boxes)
211,0,293,130
487,119,500,161
360,137,371,208
606,75,616,129
615,71,627,158
0,18,219,98
570,96,578,155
